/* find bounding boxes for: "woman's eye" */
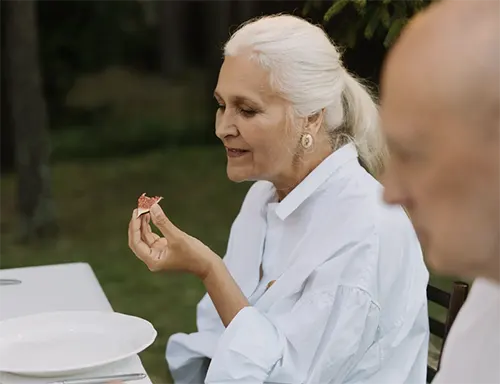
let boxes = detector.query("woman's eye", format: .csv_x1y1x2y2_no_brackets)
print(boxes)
238,107,257,118
217,105,225,112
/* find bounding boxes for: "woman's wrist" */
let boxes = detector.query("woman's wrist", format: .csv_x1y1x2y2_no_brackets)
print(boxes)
201,254,249,326
193,242,223,281
201,255,223,283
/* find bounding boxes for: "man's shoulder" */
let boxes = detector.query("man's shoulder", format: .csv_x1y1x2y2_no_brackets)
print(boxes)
434,278,500,383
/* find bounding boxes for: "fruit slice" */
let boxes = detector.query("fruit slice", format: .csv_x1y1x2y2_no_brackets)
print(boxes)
137,193,163,217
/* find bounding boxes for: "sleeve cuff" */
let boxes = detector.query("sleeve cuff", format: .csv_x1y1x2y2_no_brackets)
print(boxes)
206,306,284,383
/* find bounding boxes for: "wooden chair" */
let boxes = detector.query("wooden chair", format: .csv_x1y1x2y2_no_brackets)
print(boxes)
426,281,469,383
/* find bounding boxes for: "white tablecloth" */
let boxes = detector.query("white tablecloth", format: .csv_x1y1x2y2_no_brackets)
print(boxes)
0,262,153,384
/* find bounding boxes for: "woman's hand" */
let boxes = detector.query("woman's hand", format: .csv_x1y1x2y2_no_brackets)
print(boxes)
128,204,217,280
128,202,250,326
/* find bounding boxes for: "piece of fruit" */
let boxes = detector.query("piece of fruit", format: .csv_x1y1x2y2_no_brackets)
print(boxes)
137,193,163,217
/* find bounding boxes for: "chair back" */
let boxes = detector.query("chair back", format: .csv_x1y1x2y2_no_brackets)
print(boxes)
426,281,469,382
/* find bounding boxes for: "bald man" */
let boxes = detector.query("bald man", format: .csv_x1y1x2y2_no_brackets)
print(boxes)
380,0,499,382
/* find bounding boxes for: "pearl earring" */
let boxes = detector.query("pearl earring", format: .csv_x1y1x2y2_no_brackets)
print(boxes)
301,133,313,149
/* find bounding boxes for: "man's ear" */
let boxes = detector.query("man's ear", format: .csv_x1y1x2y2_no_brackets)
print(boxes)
305,109,325,135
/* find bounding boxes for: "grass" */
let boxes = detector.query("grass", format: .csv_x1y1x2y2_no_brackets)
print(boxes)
65,66,210,127
0,146,250,383
0,146,457,382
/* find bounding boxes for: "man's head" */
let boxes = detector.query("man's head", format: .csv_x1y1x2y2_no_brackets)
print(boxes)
381,0,500,281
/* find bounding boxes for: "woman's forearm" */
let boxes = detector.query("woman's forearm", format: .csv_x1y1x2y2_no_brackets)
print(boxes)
202,256,250,327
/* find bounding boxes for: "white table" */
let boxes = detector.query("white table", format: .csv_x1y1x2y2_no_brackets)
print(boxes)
0,262,153,384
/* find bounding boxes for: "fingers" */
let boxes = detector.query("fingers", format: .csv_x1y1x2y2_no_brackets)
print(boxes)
141,214,160,246
129,210,166,271
128,209,157,261
150,204,180,238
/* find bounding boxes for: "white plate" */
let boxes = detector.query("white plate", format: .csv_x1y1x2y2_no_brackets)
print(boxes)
0,310,157,377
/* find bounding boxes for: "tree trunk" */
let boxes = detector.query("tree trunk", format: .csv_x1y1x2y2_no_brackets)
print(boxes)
158,0,185,80
4,0,57,241
0,1,14,171
236,0,257,25
205,0,230,141
205,0,232,91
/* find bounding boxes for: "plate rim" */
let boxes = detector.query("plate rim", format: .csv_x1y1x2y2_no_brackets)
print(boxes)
0,310,157,375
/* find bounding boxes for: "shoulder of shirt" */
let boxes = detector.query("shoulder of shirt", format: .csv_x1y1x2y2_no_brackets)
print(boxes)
356,170,428,305
331,163,416,238
312,164,425,292
357,168,423,250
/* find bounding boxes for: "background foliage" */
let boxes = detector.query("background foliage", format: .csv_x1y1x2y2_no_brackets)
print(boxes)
306,0,432,48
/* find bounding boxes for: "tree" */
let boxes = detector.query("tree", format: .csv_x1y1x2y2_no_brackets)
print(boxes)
304,0,433,49
205,0,232,90
4,0,57,241
205,0,231,114
158,0,186,79
0,1,14,171
235,0,258,25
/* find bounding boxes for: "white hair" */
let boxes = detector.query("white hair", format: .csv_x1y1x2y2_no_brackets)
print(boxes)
224,14,387,176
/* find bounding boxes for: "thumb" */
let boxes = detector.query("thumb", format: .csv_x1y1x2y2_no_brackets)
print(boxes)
150,203,179,237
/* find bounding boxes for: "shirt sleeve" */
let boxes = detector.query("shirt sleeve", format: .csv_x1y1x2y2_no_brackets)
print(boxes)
167,257,231,383
167,181,275,383
205,285,380,384
166,293,223,383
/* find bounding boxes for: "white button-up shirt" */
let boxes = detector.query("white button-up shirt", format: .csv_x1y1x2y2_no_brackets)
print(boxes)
432,278,500,384
166,143,430,384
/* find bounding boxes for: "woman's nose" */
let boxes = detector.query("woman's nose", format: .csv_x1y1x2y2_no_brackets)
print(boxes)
215,112,238,139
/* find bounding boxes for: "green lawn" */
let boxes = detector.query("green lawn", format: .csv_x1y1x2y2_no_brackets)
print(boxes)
0,146,454,382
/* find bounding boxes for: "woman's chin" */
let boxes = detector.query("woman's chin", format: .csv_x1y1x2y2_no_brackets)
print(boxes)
227,173,248,183
226,168,253,183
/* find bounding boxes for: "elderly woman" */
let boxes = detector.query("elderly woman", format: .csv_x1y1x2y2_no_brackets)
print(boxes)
128,14,429,384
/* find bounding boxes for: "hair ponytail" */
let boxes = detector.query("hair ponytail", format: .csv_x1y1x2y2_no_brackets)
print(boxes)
341,71,387,177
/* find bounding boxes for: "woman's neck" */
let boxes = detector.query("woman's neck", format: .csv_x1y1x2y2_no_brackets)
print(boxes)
273,142,333,201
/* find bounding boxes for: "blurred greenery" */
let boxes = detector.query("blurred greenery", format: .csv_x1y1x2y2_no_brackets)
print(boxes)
51,66,216,161
37,1,159,123
304,0,432,48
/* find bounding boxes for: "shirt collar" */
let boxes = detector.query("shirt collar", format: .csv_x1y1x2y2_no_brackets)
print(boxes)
274,143,359,220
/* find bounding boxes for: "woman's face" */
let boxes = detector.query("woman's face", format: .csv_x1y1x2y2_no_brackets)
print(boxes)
214,55,300,183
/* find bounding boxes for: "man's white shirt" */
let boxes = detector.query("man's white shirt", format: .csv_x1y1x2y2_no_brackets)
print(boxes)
433,277,500,384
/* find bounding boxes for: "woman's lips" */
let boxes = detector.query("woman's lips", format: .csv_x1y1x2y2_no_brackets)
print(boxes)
226,148,250,158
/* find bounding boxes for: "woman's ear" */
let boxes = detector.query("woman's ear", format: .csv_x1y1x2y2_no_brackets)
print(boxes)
305,109,325,135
